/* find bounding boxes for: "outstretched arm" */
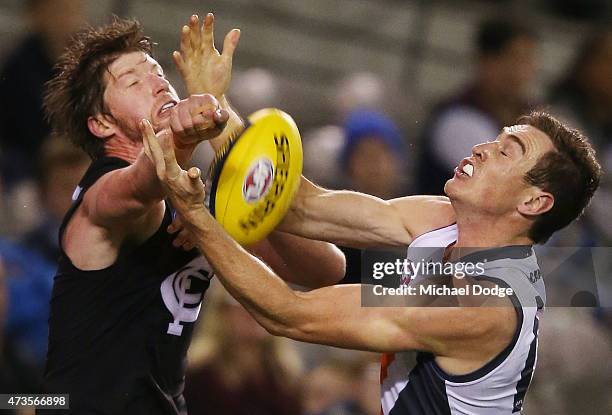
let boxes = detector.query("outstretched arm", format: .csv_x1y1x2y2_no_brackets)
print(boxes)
278,177,456,248
141,125,514,355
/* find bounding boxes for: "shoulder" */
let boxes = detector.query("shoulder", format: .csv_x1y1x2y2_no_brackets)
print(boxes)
80,168,124,217
390,196,455,241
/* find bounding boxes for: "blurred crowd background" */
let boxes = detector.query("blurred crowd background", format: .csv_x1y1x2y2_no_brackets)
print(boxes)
0,0,610,414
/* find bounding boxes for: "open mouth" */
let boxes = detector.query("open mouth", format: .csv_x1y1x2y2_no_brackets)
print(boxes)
158,101,177,117
456,159,474,178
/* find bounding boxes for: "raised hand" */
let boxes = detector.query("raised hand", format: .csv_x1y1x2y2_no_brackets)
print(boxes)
173,13,240,98
140,119,207,217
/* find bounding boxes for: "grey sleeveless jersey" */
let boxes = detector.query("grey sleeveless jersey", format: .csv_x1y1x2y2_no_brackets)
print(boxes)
381,224,545,415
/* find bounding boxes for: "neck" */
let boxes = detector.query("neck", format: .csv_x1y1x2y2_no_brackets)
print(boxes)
453,204,533,248
104,135,142,164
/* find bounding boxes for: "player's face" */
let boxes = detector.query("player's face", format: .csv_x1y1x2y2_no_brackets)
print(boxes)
444,125,554,216
102,52,179,140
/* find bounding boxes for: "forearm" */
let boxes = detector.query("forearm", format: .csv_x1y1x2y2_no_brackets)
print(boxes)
182,206,309,334
121,140,197,206
173,141,199,169
250,231,346,288
95,141,199,222
117,150,166,208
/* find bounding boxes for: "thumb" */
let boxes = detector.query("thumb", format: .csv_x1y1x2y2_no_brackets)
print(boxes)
222,29,240,59
188,166,201,180
187,167,204,192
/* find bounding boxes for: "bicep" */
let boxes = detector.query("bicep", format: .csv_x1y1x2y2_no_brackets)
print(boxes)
286,181,415,248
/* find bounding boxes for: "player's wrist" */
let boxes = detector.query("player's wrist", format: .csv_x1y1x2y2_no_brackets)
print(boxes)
226,113,245,140
179,204,213,233
173,137,198,151
219,95,231,108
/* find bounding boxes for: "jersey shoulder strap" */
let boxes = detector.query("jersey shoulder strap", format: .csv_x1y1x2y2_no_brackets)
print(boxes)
58,156,130,246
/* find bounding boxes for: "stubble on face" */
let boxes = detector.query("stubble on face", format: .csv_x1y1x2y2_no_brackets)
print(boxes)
102,52,177,141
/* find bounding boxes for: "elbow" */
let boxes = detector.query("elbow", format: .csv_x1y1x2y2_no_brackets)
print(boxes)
263,321,305,339
258,304,314,342
264,320,315,343
323,245,346,285
263,321,286,337
260,317,302,340
313,244,347,287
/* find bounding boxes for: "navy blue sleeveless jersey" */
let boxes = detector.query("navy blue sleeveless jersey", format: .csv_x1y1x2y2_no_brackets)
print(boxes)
41,157,214,414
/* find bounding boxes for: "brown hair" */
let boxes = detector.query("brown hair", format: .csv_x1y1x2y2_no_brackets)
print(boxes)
44,17,153,159
520,112,602,243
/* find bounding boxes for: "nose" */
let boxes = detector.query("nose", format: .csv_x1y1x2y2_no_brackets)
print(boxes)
471,142,492,162
149,73,170,96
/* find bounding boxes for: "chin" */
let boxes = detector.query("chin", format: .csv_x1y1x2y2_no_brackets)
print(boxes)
443,177,458,197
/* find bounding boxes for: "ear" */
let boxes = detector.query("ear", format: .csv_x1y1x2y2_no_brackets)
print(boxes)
517,191,554,217
87,114,116,140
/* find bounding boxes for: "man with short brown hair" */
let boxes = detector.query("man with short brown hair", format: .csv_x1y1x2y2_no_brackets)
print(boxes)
41,15,345,414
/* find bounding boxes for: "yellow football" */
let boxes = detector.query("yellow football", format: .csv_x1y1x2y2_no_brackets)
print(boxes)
206,108,303,246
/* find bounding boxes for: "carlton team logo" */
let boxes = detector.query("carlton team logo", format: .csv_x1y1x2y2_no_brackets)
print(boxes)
242,158,274,203
161,257,214,336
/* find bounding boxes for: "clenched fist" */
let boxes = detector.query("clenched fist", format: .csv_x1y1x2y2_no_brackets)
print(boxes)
168,93,229,148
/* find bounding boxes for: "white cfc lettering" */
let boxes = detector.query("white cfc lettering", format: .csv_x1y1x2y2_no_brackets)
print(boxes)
161,257,213,336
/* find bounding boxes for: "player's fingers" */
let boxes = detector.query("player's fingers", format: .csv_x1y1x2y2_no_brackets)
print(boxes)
188,14,199,50
142,124,152,160
187,167,204,193
192,111,215,133
222,29,240,59
203,12,215,52
140,119,166,180
179,103,196,136
213,108,229,126
180,25,191,57
170,106,183,136
193,110,226,141
182,241,195,251
188,166,201,180
172,230,189,248
172,51,186,75
158,129,181,180
167,214,183,234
